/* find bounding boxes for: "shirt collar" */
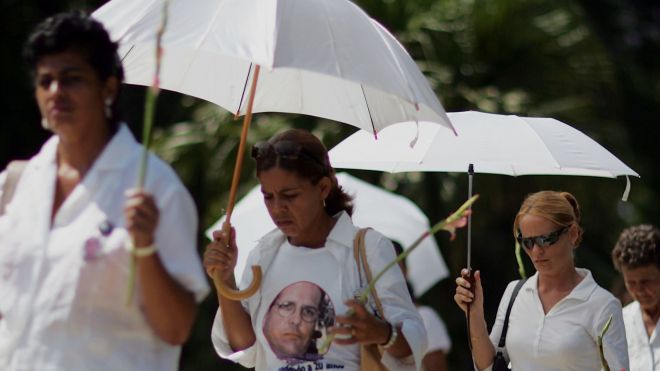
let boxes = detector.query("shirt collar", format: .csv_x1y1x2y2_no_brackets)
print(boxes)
254,211,356,261
524,268,597,302
326,211,358,249
91,124,139,171
30,124,137,171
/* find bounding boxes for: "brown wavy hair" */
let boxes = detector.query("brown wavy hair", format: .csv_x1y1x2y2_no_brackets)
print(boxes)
253,129,353,216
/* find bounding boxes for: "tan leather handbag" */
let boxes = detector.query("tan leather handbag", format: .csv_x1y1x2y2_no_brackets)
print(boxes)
353,228,389,371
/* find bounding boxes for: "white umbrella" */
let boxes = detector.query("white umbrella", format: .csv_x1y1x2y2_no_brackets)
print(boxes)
330,111,639,180
206,172,450,297
92,0,453,135
93,0,454,299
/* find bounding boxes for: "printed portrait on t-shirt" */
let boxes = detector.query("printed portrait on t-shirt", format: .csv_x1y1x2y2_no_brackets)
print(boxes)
262,281,335,364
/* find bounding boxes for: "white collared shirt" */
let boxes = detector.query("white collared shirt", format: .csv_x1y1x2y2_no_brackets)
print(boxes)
418,305,451,354
623,300,660,370
484,269,629,371
211,211,428,371
0,125,210,371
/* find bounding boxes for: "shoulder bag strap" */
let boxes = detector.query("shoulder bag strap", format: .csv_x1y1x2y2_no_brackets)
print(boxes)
497,278,528,348
0,160,28,216
353,228,385,319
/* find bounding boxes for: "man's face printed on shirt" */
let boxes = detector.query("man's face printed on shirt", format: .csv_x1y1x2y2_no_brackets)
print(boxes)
263,281,333,361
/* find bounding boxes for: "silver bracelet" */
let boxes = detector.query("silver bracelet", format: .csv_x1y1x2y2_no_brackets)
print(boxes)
381,322,398,349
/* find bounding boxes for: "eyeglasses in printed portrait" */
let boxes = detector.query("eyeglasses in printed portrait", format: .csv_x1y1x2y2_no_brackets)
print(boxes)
263,281,335,364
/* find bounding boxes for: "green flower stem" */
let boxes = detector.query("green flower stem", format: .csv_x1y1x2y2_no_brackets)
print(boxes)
319,195,479,353
515,241,527,279
125,0,169,307
597,314,613,371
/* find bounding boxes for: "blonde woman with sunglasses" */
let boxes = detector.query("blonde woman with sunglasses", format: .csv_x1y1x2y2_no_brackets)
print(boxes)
454,191,629,370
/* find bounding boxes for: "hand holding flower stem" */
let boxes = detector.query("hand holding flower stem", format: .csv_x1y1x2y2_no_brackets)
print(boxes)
126,0,169,306
319,195,479,353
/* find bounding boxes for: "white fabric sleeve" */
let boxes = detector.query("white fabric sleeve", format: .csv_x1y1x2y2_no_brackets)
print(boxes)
364,230,428,370
210,249,259,367
593,296,629,371
149,165,210,302
0,170,7,201
417,306,452,353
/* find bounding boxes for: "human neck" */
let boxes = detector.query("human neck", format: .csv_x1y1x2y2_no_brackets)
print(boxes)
289,212,336,248
641,304,660,323
538,267,582,293
56,125,112,175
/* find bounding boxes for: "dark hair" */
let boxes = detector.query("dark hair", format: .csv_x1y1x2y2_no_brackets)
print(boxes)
23,11,124,130
513,190,584,246
253,129,353,216
612,224,660,271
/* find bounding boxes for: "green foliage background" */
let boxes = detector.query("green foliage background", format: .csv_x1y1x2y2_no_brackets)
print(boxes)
1,0,658,369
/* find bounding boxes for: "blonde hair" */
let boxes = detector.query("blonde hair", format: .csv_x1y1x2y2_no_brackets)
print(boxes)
513,191,584,246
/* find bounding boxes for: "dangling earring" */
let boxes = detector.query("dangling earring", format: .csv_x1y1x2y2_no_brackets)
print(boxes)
322,198,327,208
104,98,113,119
41,117,51,130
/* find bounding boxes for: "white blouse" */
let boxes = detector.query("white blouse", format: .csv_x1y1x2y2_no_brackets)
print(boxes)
0,125,209,371
623,300,660,371
484,269,629,371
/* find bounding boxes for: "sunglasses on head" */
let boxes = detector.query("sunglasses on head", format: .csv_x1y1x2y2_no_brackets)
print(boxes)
251,140,326,170
516,225,569,250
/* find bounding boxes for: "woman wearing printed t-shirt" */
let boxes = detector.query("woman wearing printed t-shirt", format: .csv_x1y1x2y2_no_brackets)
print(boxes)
454,191,628,370
204,129,427,370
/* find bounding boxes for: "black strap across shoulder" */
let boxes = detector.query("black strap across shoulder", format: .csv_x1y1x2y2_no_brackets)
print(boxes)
497,278,528,348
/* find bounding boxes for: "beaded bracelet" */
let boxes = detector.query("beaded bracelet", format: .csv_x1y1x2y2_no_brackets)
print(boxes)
381,322,398,349
125,242,158,258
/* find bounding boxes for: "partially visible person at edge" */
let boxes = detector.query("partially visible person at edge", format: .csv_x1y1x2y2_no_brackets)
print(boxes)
393,241,451,371
204,128,427,370
0,11,209,370
612,224,660,371
454,190,629,370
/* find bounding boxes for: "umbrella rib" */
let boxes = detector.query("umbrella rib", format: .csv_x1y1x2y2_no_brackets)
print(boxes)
360,84,377,138
515,115,562,169
319,0,343,77
370,21,419,106
120,44,135,63
235,63,253,117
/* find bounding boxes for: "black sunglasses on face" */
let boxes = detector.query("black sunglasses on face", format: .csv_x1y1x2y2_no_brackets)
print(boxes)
251,140,327,170
516,226,569,250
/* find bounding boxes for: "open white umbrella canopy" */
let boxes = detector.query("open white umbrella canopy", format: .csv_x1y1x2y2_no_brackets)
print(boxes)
330,111,639,179
206,172,449,297
92,0,454,135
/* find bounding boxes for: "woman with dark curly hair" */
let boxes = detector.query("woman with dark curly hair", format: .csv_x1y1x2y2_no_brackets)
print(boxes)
612,224,660,370
205,129,426,370
0,11,209,370
455,190,628,370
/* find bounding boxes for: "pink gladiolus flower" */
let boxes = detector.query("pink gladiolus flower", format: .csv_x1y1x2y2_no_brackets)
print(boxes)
442,209,472,241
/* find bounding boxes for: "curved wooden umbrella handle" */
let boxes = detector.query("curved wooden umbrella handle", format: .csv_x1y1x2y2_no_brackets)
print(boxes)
214,265,263,301
214,66,263,301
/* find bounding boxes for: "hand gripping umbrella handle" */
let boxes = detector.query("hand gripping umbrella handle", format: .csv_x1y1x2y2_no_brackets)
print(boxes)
463,268,476,350
214,266,262,301
213,221,263,301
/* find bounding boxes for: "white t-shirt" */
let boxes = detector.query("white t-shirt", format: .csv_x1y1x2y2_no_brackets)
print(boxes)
212,212,428,371
485,269,629,371
257,241,358,370
623,300,660,371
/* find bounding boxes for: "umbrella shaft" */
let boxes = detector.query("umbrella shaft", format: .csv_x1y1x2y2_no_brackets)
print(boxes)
226,65,261,222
